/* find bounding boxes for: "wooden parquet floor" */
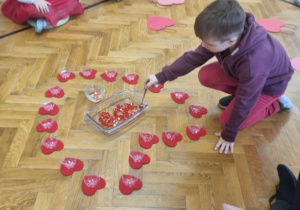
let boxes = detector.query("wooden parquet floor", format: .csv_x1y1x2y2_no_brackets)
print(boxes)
0,0,300,209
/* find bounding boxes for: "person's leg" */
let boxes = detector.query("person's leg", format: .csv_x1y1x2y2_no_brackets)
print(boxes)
198,61,238,94
292,172,300,210
219,93,282,128
270,200,292,210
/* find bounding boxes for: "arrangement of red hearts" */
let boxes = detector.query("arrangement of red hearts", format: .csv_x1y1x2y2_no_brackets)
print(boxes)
79,68,97,79
57,70,76,82
60,157,84,176
39,102,59,115
37,118,58,133
45,86,65,98
162,131,183,147
122,73,139,85
157,0,184,5
129,151,150,169
41,137,64,154
170,91,189,104
186,125,206,141
291,57,300,73
119,174,142,195
100,70,118,82
148,84,164,93
139,132,159,149
147,16,176,31
189,105,208,118
82,175,106,196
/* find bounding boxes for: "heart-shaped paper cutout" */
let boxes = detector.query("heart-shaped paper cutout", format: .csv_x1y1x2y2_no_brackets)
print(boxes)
57,70,76,82
41,137,64,154
257,18,284,33
45,86,64,98
60,158,84,176
129,151,150,169
82,176,106,196
122,74,139,85
189,105,208,118
291,57,300,73
186,125,206,141
100,71,118,82
162,131,183,147
147,16,176,31
36,118,58,133
79,69,97,79
139,132,159,149
119,174,142,195
157,0,184,5
39,102,59,115
148,84,164,93
170,92,189,104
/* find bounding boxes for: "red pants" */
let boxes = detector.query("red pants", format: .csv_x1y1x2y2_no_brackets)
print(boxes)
198,62,282,129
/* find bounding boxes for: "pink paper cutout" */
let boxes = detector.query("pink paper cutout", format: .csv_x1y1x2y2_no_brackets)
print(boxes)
147,16,176,31
257,18,284,33
291,57,300,73
158,0,184,5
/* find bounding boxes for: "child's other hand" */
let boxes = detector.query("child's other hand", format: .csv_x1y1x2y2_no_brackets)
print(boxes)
144,75,158,89
214,132,234,154
34,0,51,14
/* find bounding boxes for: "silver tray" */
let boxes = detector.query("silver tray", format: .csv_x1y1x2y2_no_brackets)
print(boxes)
85,89,148,134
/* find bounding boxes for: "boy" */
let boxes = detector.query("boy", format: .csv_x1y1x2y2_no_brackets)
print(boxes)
144,0,294,154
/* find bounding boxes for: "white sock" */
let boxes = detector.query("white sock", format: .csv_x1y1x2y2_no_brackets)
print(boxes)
278,94,293,108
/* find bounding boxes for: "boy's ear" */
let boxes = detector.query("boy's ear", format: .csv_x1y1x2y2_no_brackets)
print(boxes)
228,37,237,45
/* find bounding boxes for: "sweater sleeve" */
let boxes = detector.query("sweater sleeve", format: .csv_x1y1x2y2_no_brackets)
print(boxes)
155,44,214,84
18,0,35,4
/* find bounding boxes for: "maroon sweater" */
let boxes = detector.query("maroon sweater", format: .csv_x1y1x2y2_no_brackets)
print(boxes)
155,13,294,142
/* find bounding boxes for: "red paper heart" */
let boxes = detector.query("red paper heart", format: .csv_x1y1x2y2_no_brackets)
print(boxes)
119,175,142,195
60,158,84,176
139,132,159,149
189,105,208,118
148,84,164,93
162,131,183,147
82,176,106,196
79,69,97,79
129,151,150,169
45,86,64,98
157,0,184,5
257,18,284,33
39,102,59,115
147,16,176,31
170,92,189,104
41,137,64,154
100,71,118,82
57,70,76,82
186,125,206,141
122,74,139,85
36,118,58,133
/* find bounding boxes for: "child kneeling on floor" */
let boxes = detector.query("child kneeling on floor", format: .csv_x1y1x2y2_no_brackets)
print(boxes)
144,0,294,154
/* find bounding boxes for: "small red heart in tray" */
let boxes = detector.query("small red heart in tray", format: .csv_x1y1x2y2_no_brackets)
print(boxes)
79,69,97,79
148,84,164,93
100,71,118,82
122,74,139,85
119,174,142,195
139,132,159,149
82,175,106,196
170,92,189,104
129,151,150,169
186,125,206,141
189,105,208,118
162,131,183,147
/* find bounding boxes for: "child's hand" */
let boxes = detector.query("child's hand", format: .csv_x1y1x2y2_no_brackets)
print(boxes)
214,132,234,154
144,75,158,89
34,0,51,14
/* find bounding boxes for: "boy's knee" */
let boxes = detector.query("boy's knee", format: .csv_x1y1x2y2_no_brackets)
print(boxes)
198,66,210,86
